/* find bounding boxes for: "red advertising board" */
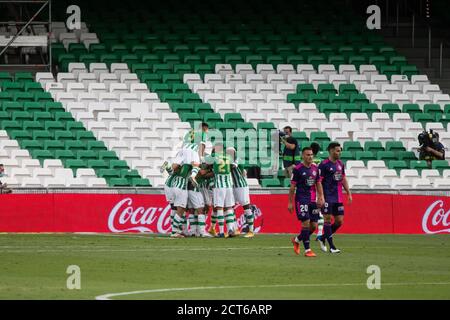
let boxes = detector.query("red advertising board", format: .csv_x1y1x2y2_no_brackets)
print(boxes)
0,193,448,234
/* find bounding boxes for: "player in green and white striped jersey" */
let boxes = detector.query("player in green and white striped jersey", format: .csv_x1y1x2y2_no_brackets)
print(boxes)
161,161,178,225
198,158,218,237
212,144,235,238
226,147,255,238
187,167,213,238
170,163,191,238
172,123,209,188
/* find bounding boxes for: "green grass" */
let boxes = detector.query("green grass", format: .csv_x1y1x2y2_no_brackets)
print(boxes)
0,234,449,300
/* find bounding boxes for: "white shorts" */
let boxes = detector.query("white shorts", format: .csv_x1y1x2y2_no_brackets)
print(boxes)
213,188,235,208
173,148,200,166
201,188,213,206
173,188,188,208
188,190,205,209
164,185,175,203
233,187,250,206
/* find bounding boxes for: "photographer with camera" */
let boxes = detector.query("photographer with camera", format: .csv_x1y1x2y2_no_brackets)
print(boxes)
418,130,445,168
0,163,12,194
280,126,301,178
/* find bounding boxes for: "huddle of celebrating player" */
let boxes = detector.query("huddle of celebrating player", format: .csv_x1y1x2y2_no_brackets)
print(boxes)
161,123,255,239
289,142,352,257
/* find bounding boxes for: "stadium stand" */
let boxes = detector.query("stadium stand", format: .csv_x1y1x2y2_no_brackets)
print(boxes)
1,0,450,188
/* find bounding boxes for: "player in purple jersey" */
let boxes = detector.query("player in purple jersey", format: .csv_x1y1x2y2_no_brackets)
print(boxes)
317,142,352,253
288,147,325,257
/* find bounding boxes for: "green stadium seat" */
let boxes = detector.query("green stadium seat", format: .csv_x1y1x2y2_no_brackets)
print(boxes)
364,141,384,153
23,102,45,112
44,140,64,151
355,151,375,164
9,130,31,140
388,160,408,174
131,178,151,187
88,160,109,170
224,113,244,123
402,104,422,117
109,160,130,170
77,150,98,161
414,113,434,127
431,160,450,173
45,120,65,131
19,140,42,151
1,120,21,131
65,159,87,174
66,121,86,132
381,103,401,116
109,178,131,187
76,131,96,141
386,141,406,152
397,151,417,162
65,140,86,151
310,131,330,142
98,169,121,179
339,84,358,95
54,130,74,141
343,141,363,152
423,104,443,115
87,141,107,151
54,150,76,161
31,150,53,163
291,131,309,142
361,103,380,116
410,160,429,173
340,151,354,163
2,101,22,112
297,84,316,95
99,151,119,162
12,111,33,122
318,103,339,116
376,151,397,161
32,130,52,141
261,178,281,188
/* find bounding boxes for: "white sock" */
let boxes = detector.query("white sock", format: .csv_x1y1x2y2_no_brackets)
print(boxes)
197,214,206,234
217,209,224,234
244,208,254,232
225,209,235,234
188,214,197,236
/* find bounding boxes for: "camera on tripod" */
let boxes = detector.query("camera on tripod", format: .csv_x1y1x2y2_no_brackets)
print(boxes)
418,129,438,149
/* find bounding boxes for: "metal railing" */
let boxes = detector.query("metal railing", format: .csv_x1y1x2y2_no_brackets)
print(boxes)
0,0,51,70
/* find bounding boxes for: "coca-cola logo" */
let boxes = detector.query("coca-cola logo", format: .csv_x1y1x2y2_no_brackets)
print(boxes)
108,198,172,233
422,200,450,234
108,198,265,234
233,204,264,233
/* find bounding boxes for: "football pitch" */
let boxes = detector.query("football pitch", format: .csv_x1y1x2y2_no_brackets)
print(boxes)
0,233,449,300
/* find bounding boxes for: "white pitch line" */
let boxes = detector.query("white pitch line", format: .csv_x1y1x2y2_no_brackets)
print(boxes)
0,246,293,253
95,282,450,300
0,245,444,253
